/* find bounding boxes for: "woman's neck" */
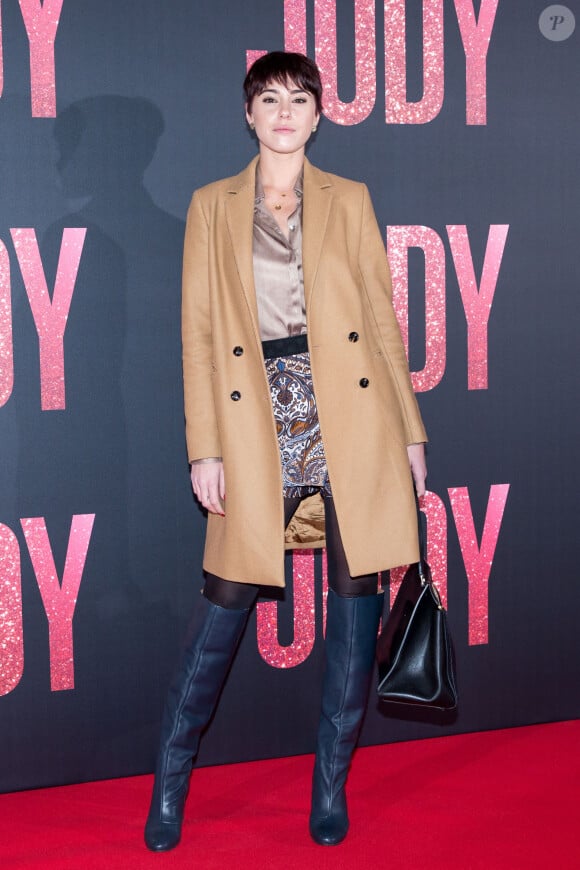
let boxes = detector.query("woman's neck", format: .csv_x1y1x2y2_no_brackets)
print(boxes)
257,148,305,192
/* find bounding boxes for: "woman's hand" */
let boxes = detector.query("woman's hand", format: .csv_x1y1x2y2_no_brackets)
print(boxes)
407,443,427,497
190,460,225,516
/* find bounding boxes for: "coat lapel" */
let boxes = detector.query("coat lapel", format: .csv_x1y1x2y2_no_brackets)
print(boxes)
225,156,260,331
302,158,333,311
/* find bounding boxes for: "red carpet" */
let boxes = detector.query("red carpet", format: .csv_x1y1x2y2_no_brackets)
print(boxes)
2,720,579,870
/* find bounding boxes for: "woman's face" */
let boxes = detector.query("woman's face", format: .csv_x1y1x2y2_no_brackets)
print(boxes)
246,79,319,158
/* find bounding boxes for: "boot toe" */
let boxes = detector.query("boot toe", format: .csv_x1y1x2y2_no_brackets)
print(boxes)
144,820,182,852
309,813,349,846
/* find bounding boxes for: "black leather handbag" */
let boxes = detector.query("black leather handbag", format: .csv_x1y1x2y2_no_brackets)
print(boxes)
376,501,458,710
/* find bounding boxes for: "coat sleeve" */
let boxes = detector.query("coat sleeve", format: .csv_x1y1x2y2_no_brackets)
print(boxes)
358,184,427,445
182,190,222,462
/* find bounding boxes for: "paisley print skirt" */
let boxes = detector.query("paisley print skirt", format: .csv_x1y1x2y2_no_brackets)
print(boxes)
264,350,331,498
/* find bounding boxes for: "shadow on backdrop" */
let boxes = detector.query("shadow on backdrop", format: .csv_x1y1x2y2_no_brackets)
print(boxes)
6,96,199,790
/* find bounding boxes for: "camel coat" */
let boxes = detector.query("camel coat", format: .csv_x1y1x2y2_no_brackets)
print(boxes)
182,156,427,587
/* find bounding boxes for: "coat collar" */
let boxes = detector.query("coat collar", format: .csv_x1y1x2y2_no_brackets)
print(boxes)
225,155,333,326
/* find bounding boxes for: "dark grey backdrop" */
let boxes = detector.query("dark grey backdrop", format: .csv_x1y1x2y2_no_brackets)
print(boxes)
0,0,579,792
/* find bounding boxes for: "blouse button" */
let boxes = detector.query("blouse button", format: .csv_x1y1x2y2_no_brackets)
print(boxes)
233,346,244,356
359,378,369,388
348,332,359,342
230,391,241,401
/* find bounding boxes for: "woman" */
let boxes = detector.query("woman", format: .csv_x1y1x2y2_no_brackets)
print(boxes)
145,51,427,852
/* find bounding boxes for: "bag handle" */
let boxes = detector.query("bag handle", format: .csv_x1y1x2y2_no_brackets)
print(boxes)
414,490,444,609
413,489,427,580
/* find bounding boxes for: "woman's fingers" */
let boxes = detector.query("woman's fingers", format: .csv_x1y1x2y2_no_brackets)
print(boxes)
206,480,224,516
407,443,427,497
190,462,225,516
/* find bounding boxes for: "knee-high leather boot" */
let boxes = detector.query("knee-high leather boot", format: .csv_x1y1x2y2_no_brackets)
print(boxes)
144,596,250,851
309,588,383,846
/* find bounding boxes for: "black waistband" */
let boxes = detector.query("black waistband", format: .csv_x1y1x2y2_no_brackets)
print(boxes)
261,334,308,359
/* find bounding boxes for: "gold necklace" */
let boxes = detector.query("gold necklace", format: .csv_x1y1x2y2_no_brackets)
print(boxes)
266,189,293,211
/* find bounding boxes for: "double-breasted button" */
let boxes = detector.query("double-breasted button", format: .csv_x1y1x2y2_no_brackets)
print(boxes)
348,331,359,343
233,346,244,356
230,390,241,401
359,377,369,388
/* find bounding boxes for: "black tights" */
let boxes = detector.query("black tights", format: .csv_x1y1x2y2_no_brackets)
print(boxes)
203,496,380,609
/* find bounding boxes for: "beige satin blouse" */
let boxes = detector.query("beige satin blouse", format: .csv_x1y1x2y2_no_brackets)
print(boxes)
253,170,307,341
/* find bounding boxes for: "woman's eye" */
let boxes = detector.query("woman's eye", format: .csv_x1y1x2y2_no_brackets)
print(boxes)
294,97,307,103
262,96,276,103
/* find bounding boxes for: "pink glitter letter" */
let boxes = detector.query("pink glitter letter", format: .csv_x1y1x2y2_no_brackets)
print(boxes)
18,0,64,117
449,484,509,645
257,550,315,668
388,225,446,392
0,241,13,407
246,50,267,71
385,0,444,124
285,0,307,54
0,524,24,697
21,514,95,691
314,0,376,125
454,0,499,125
447,224,508,390
11,227,86,411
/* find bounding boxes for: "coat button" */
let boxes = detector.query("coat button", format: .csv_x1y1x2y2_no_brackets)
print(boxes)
233,346,244,356
348,331,359,342
359,377,369,388
230,390,241,401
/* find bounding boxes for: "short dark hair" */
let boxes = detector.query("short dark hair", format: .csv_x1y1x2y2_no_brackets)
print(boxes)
244,51,323,114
